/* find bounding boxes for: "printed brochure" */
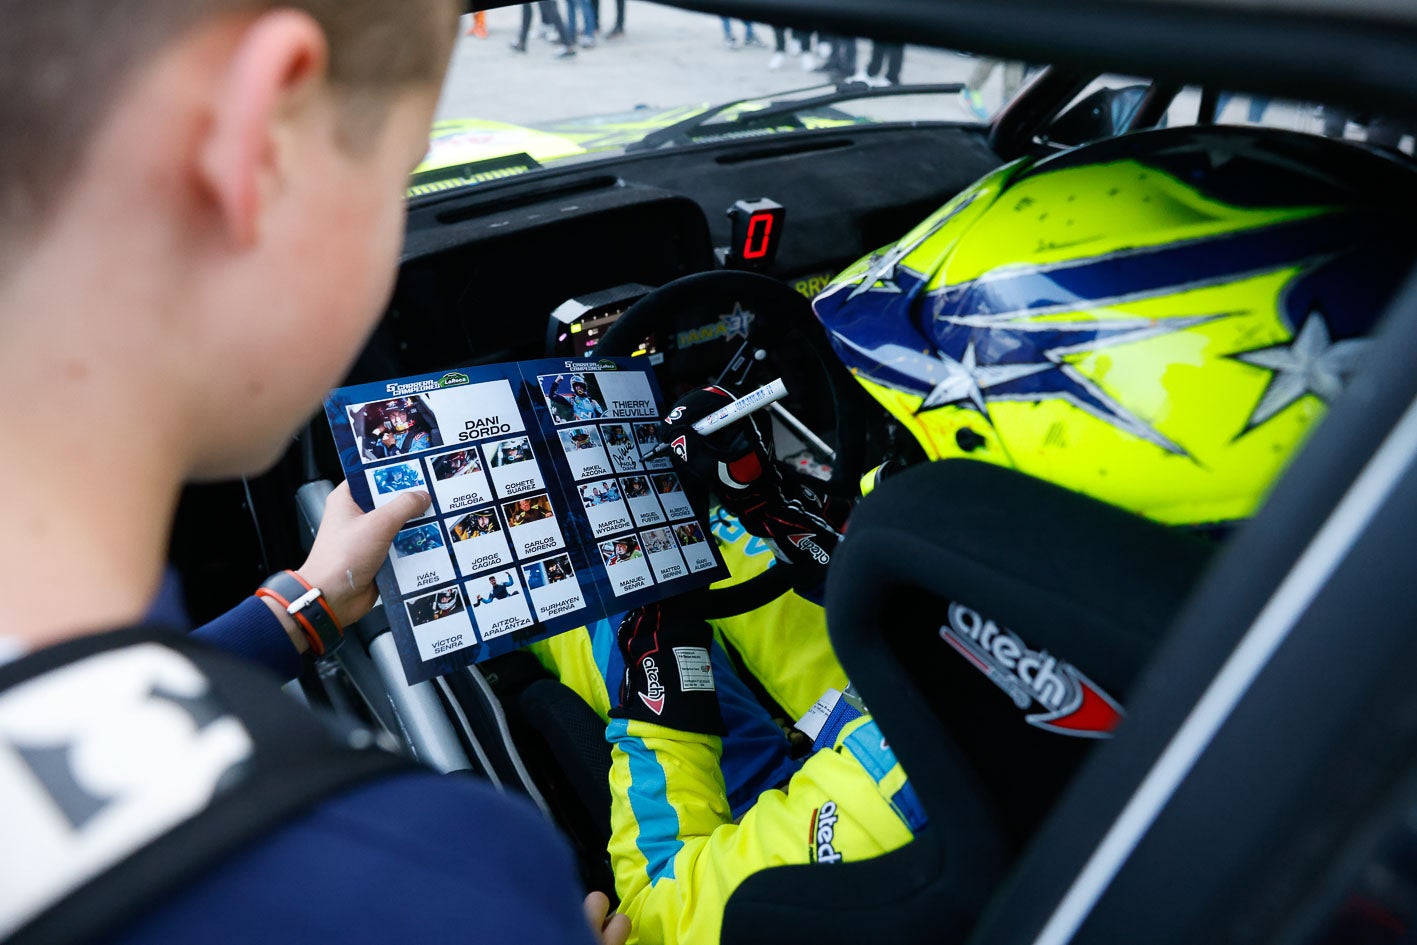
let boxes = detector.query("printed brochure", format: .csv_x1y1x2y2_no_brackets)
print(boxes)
324,357,728,684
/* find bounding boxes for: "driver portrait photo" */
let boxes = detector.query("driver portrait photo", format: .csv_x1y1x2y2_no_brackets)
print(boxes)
391,523,445,559
524,554,574,590
600,536,643,566
642,527,675,555
675,522,706,546
431,448,482,480
472,571,520,607
489,436,534,467
503,493,554,527
539,372,607,424
623,475,651,499
652,472,685,495
372,462,426,496
633,423,659,447
406,587,465,627
603,424,632,448
559,427,601,451
544,554,573,584
349,395,442,461
580,480,623,508
449,508,500,542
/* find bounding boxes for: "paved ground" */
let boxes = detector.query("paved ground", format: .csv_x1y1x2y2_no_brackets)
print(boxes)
435,3,1369,146
437,2,992,126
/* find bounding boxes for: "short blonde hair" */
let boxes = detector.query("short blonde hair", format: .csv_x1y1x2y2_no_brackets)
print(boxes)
0,0,456,239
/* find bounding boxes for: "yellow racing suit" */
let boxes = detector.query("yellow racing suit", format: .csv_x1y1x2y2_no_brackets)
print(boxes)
529,510,925,945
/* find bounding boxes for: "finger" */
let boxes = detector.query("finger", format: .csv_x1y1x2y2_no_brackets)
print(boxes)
318,480,362,526
360,490,431,541
582,891,609,932
602,913,631,945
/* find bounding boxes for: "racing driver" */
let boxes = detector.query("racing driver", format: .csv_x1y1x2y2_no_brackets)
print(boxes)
534,123,1417,945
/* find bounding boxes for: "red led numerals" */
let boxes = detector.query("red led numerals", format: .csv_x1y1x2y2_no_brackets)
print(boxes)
743,212,776,259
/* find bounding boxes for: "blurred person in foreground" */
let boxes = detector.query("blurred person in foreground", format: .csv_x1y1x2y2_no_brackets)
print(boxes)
0,2,622,943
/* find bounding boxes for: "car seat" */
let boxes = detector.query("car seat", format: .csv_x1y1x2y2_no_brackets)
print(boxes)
720,458,1216,944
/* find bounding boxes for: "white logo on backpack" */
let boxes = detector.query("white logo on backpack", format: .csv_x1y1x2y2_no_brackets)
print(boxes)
0,645,253,937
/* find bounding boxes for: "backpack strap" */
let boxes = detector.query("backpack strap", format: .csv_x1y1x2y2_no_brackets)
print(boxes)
0,625,419,945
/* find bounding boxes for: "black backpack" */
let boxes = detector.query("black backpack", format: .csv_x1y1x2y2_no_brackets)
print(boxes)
0,626,416,945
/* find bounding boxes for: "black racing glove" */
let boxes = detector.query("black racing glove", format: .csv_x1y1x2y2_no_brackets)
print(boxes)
658,386,848,573
608,605,726,735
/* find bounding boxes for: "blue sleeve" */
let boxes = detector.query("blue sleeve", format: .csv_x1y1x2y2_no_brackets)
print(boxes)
106,772,596,945
190,597,304,682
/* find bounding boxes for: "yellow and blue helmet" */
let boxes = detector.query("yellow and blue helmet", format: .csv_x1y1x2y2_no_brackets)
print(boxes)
815,127,1417,526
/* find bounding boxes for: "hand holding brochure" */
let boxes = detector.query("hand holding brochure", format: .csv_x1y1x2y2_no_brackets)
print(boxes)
323,357,728,684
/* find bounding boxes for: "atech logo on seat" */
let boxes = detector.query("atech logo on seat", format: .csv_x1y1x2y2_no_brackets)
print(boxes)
938,603,1124,738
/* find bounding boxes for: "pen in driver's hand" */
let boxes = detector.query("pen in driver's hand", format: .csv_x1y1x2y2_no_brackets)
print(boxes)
643,378,789,460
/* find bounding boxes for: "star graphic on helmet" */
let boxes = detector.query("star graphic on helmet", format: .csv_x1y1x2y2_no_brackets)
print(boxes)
920,312,1229,455
1229,310,1368,433
917,341,1052,414
846,194,978,301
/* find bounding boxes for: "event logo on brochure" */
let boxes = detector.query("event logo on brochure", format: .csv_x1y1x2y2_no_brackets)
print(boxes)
561,359,620,373
385,371,471,397
937,603,1124,738
638,656,666,715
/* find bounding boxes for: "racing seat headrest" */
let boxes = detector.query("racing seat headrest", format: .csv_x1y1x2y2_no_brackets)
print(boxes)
721,458,1215,945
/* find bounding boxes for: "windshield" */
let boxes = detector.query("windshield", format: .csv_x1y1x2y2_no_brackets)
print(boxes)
416,2,1031,194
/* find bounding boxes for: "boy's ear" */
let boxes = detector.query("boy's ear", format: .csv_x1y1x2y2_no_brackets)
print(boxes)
197,10,329,247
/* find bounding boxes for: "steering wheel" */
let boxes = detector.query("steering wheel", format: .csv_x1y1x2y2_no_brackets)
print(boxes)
597,270,872,618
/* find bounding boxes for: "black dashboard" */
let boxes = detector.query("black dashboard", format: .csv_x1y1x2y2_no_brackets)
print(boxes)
173,121,1003,621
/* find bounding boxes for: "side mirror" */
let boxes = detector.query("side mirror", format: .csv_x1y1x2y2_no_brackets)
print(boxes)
1044,84,1150,147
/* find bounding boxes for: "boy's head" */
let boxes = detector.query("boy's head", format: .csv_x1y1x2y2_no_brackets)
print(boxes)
0,0,455,252
1,1,458,479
